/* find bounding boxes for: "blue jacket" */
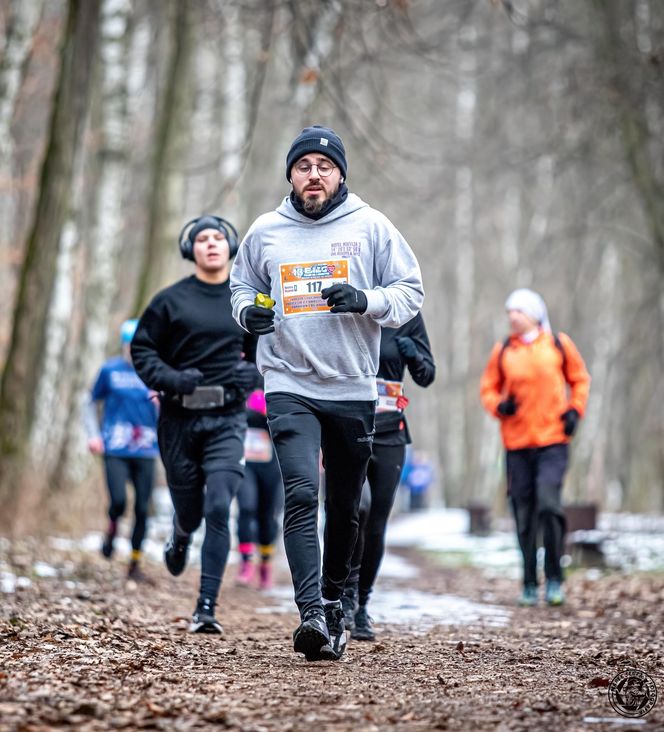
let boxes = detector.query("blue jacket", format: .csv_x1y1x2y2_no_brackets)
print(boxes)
89,357,158,458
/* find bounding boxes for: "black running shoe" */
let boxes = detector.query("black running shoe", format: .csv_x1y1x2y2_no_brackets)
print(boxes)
293,608,336,661
324,600,347,659
352,604,376,641
189,598,223,634
163,527,190,577
341,586,359,633
101,533,114,559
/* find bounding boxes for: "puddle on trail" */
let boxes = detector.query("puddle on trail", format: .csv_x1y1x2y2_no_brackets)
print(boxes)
256,583,511,630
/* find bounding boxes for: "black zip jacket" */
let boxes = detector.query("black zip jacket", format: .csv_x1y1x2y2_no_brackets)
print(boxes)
131,276,257,398
375,312,435,446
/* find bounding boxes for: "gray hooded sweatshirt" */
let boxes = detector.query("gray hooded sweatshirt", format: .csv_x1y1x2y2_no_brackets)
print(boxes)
230,193,424,401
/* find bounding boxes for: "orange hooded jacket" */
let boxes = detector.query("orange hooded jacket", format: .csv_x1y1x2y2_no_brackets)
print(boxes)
480,331,590,451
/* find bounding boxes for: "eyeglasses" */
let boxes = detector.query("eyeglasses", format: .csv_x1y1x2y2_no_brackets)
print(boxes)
292,161,336,177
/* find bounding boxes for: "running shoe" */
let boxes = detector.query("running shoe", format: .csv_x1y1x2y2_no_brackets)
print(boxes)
545,580,564,606
101,521,116,559
341,586,359,633
352,604,376,641
293,608,336,661
101,533,114,559
519,584,539,607
258,562,273,590
189,598,223,634
163,525,190,577
127,560,148,583
323,600,347,659
235,559,255,586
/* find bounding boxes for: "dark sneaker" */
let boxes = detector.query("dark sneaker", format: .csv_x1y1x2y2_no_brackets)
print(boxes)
352,605,376,641
341,586,359,633
519,584,539,607
293,608,336,661
324,600,347,659
127,561,152,584
164,528,190,577
189,598,223,634
101,533,114,559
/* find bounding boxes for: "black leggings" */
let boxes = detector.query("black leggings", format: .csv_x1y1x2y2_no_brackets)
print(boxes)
348,442,405,605
237,454,284,547
507,444,568,586
170,469,242,601
266,392,375,617
104,456,155,552
158,409,247,603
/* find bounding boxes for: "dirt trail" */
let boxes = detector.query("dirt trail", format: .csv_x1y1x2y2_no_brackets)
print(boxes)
1,541,663,731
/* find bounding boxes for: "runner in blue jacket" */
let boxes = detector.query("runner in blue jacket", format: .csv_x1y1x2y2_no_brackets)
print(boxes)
85,319,158,581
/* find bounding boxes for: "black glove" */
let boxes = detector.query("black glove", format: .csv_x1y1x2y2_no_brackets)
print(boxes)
395,336,419,360
321,284,368,314
233,361,260,392
497,395,518,417
173,368,204,395
561,408,579,436
244,305,275,335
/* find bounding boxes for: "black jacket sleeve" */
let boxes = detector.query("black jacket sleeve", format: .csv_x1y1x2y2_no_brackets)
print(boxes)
404,313,436,387
130,297,183,393
242,332,258,364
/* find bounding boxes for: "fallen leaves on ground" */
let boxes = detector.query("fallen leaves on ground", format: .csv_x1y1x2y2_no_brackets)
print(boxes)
1,540,663,731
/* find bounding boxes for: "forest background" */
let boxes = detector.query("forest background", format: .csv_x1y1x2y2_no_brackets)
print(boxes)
0,0,662,533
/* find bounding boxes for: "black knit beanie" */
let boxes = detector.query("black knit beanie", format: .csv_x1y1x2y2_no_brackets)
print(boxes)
286,125,347,181
188,215,227,244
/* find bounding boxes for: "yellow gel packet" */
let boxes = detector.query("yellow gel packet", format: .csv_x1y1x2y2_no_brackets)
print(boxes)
254,293,275,309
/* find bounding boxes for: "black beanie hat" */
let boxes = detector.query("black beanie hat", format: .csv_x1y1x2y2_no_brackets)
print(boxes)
286,125,347,181
188,215,226,244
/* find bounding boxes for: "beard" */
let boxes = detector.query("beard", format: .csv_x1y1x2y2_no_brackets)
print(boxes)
297,182,338,215
302,196,325,215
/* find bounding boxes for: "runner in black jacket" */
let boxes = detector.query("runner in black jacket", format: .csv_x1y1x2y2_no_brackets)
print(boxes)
343,311,435,641
131,215,258,634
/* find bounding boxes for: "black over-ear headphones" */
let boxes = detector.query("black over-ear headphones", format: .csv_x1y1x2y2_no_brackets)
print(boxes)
177,215,240,261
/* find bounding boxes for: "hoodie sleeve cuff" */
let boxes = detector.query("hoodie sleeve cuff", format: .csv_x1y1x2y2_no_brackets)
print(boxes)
362,288,388,318
237,302,254,331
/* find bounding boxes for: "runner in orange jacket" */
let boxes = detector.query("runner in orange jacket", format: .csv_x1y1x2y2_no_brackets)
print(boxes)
480,288,590,607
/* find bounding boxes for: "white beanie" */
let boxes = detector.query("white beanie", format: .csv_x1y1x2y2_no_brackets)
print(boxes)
505,288,551,332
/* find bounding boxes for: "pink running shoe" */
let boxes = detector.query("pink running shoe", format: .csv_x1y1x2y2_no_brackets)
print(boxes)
259,562,273,590
236,559,255,586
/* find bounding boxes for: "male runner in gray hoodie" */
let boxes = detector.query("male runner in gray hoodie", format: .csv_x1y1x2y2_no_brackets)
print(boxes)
230,125,423,661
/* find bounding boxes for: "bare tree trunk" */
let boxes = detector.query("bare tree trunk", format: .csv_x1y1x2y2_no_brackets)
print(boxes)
132,0,193,314
446,25,476,505
0,0,45,364
54,0,135,497
0,0,101,525
0,0,44,209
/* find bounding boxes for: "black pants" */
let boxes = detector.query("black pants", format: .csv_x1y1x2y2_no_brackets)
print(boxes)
157,409,246,603
266,392,375,617
348,442,405,605
237,453,284,547
104,455,155,552
507,443,568,587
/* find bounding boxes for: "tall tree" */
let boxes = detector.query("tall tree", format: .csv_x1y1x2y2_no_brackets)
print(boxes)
0,0,101,524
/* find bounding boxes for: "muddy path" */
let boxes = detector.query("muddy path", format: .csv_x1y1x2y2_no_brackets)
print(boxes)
1,539,663,731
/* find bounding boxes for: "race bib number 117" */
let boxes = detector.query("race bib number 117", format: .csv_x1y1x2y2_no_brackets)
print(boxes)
280,259,349,316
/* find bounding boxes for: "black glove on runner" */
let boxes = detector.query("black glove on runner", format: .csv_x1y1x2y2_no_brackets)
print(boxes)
233,361,260,392
395,336,419,360
561,408,579,436
244,305,276,335
497,395,518,417
173,368,204,395
321,284,368,314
